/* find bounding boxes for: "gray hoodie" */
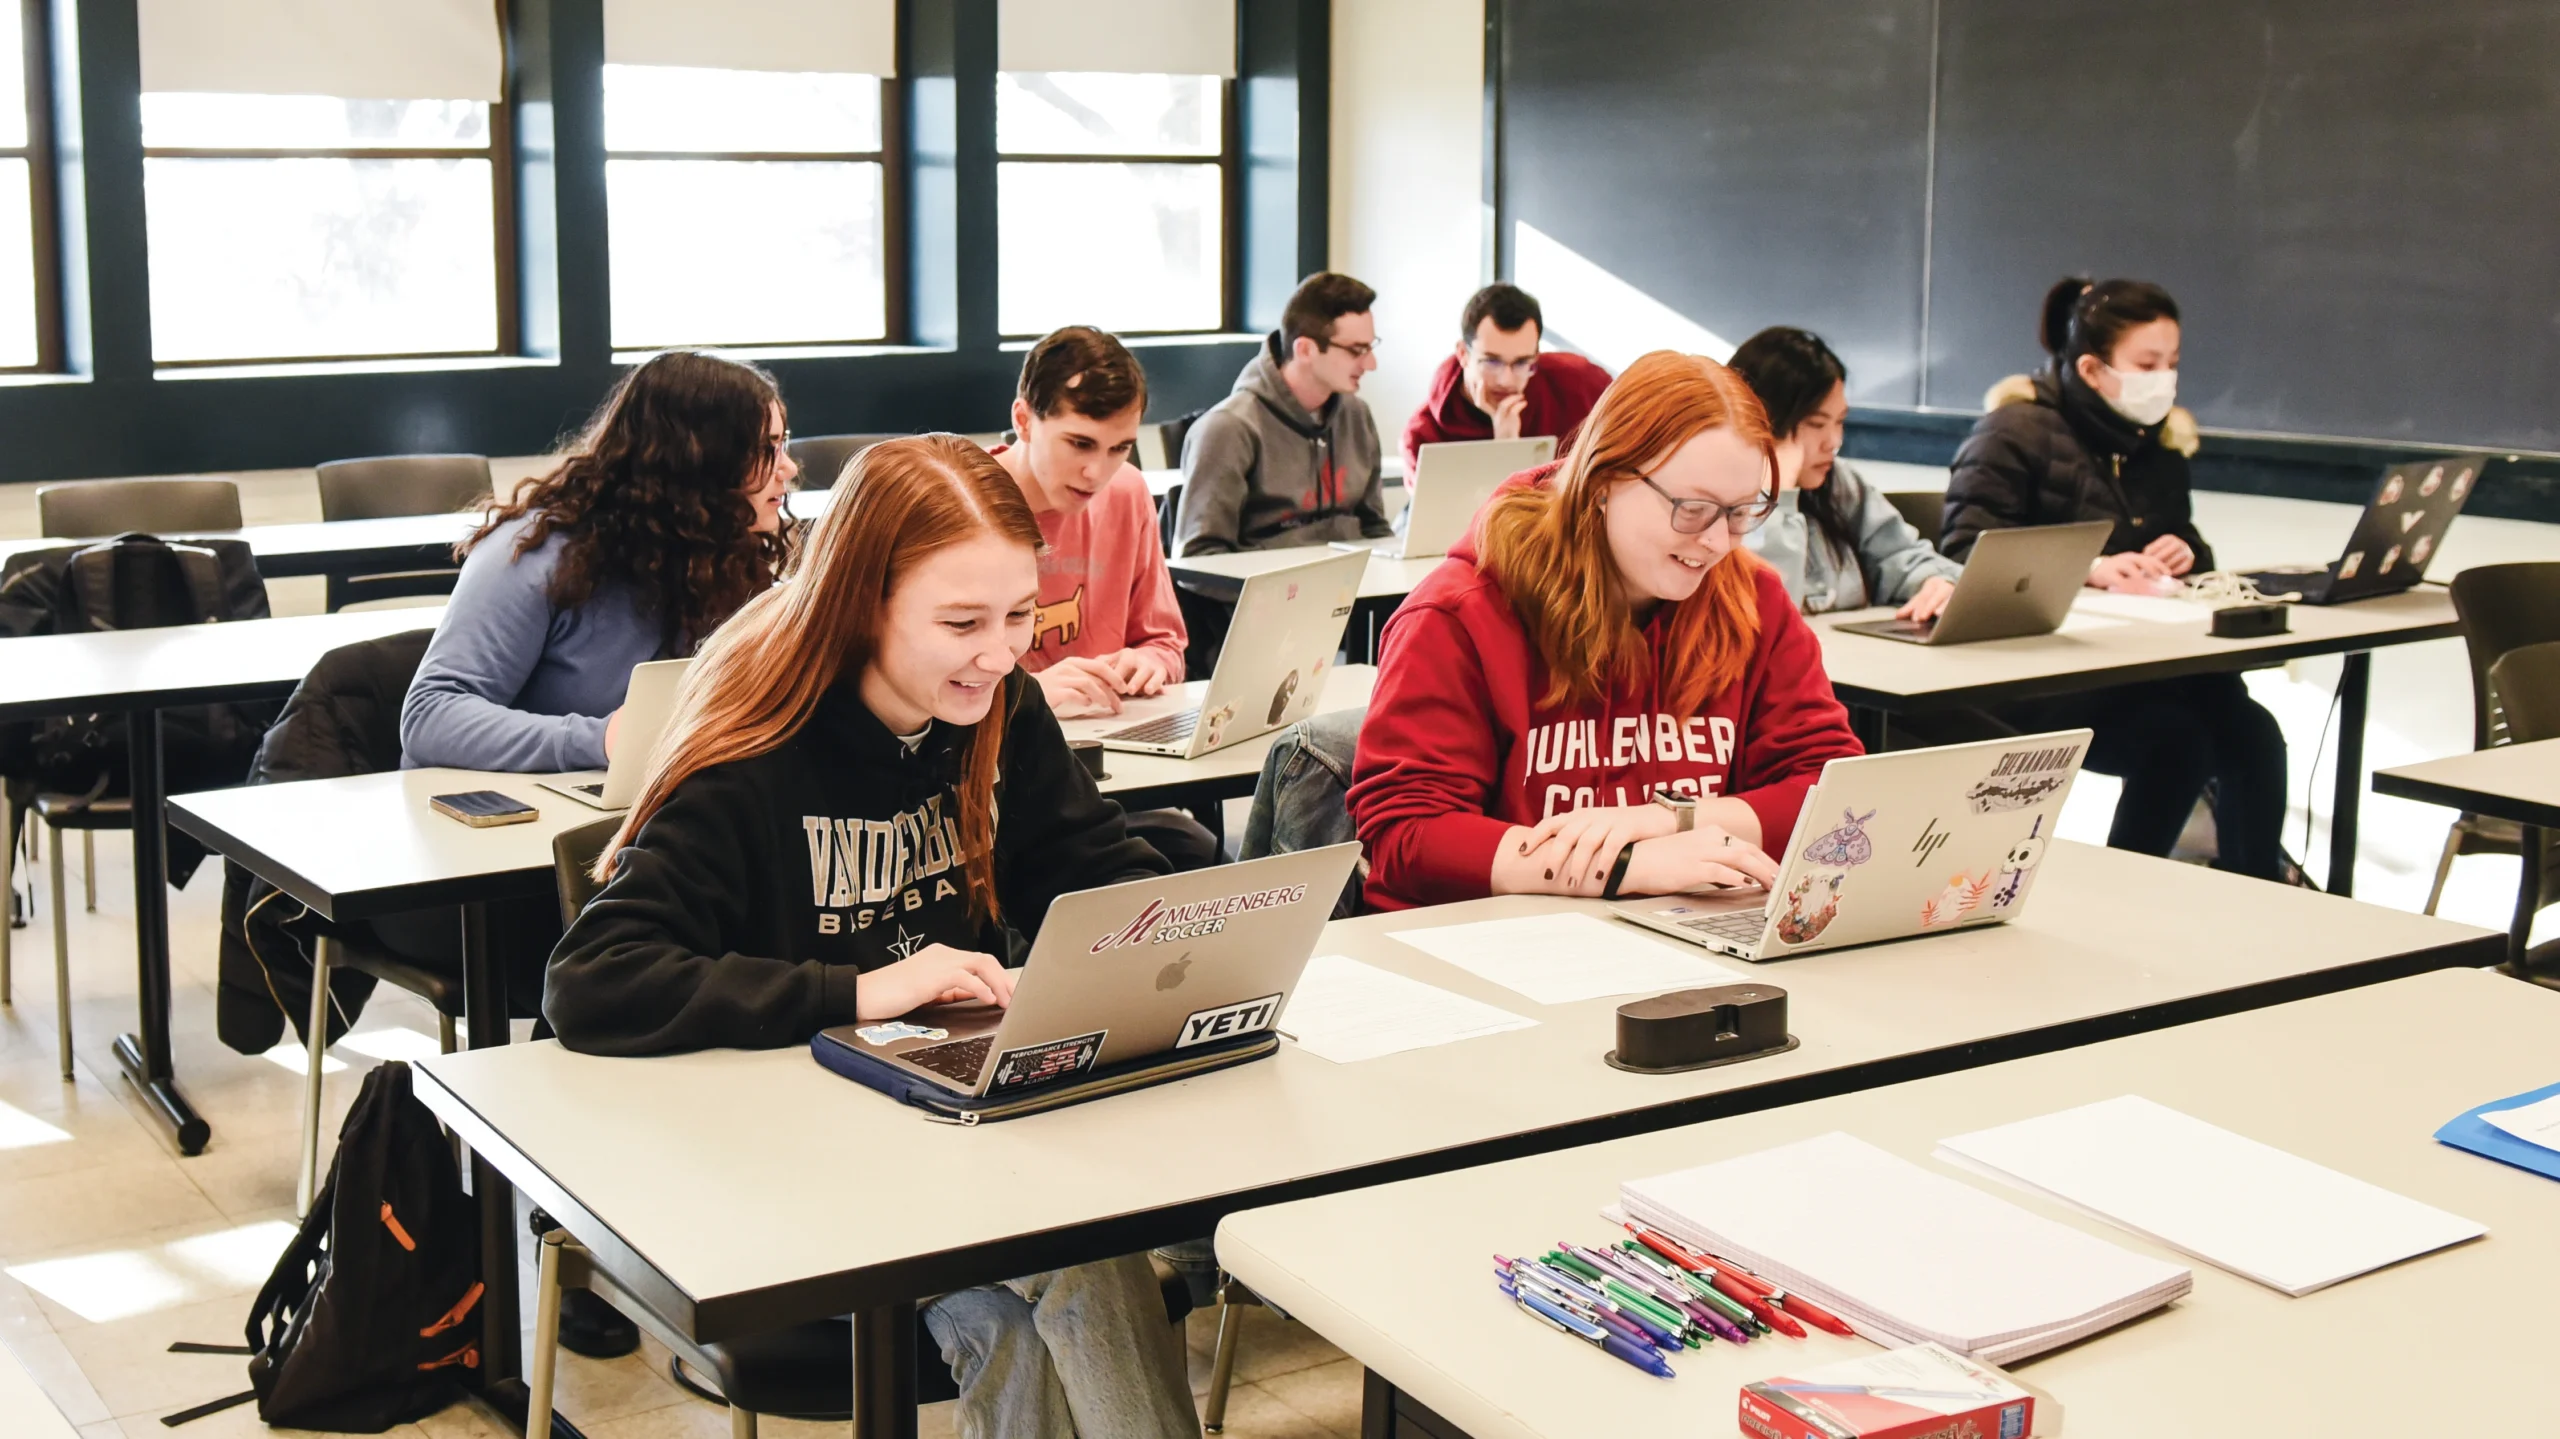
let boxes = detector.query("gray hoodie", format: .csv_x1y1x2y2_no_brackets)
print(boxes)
1175,334,1392,555
1744,460,1962,614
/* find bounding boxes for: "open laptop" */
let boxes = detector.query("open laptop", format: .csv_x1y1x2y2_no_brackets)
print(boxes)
535,657,691,811
1091,547,1367,758
1613,728,2093,961
1835,520,2111,645
1379,437,1555,561
812,844,1361,1104
2237,455,2488,605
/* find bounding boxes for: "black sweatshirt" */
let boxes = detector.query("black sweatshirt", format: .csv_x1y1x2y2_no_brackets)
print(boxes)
543,671,1171,1056
1942,367,2213,569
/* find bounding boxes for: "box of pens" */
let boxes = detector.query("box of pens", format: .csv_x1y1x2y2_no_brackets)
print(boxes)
1491,1219,1856,1380
1739,1343,2057,1439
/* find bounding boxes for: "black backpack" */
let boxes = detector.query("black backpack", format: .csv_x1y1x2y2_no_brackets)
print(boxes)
241,1061,485,1430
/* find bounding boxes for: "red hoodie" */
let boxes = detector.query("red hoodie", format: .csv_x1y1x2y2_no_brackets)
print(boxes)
1400,350,1615,477
1347,469,1862,911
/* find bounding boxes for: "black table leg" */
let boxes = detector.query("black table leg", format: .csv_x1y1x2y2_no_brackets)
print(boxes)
114,708,208,1155
2511,825,2543,975
459,901,527,1409
855,1300,918,1439
2327,652,2370,897
1849,706,1893,753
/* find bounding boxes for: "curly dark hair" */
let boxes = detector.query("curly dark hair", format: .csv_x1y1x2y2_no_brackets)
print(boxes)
468,351,791,654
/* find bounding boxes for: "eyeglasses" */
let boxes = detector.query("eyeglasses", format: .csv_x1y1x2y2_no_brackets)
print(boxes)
1325,338,1379,360
1634,473,1777,536
1468,352,1538,379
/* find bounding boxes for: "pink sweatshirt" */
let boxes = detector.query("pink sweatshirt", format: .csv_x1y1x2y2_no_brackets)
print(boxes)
1008,456,1189,681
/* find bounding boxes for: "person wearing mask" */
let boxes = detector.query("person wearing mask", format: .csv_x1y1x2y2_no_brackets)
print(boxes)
1400,282,1614,478
1942,278,2292,882
1727,326,1959,620
1175,272,1395,556
546,435,1201,1439
1346,350,1863,912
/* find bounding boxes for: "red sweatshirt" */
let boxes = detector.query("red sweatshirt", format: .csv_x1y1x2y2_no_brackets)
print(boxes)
999,454,1189,681
1347,485,1862,911
1400,349,1615,477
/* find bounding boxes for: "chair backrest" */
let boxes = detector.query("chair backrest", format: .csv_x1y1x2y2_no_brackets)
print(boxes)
553,816,624,927
37,477,243,539
787,433,904,491
315,455,492,521
1884,488,1944,546
2489,641,2560,749
2450,562,2560,749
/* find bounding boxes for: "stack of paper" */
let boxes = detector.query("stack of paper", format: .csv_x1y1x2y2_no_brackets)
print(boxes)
1274,954,1537,1063
1938,1095,2487,1296
1387,912,1749,1005
1622,1133,2191,1364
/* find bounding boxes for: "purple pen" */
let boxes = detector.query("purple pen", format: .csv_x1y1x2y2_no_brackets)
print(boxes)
1572,1243,1751,1346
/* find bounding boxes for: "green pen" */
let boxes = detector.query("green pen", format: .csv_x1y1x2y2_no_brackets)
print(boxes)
1615,1242,1762,1330
1602,1277,1697,1341
1545,1250,1609,1284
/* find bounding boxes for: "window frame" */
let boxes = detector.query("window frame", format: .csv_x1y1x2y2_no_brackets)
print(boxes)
601,71,905,352
3,0,62,372
138,90,521,368
994,73,1239,340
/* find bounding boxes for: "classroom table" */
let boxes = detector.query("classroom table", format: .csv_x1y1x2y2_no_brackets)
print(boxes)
1217,965,2557,1439
1167,543,1439,665
0,1339,79,1439
1814,585,2460,897
0,604,444,1155
0,511,478,582
406,843,2489,1438
2374,735,2560,970
1055,663,1375,810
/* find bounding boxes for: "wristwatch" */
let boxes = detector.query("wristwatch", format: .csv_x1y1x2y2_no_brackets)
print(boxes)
1651,789,1697,833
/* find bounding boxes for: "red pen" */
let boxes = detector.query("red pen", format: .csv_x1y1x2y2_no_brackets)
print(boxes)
1696,1253,1856,1339
1704,1268,1806,1338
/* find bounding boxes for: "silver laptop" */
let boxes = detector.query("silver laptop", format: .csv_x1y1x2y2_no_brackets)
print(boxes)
536,657,692,811
1092,547,1367,758
823,844,1361,1098
1380,437,1555,560
1835,520,2111,645
1614,729,2093,961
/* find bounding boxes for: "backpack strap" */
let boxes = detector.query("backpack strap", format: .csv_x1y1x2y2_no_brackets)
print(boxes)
167,541,229,625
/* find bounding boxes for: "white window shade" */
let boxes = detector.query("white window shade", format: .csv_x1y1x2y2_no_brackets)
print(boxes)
999,0,1235,78
137,0,504,101
605,0,897,76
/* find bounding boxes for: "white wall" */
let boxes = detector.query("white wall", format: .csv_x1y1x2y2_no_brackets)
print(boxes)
1329,0,1486,450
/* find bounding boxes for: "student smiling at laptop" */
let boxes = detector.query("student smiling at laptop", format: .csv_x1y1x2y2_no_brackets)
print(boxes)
545,435,1200,1439
1347,351,1863,911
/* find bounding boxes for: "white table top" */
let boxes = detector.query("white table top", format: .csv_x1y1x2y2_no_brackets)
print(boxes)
408,842,2491,1342
0,511,478,577
1168,541,1443,602
2375,736,2560,830
0,1340,78,1439
0,604,444,719
1056,664,1375,804
1815,586,2458,708
1217,966,2558,1439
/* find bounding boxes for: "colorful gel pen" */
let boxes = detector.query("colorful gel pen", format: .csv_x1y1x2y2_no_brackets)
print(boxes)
1498,1280,1677,1378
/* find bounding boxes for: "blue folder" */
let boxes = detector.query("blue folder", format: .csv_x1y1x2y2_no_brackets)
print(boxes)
2435,1079,2560,1182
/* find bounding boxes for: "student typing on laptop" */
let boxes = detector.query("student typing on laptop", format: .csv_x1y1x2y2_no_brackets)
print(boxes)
544,436,1200,1439
1347,351,1864,912
1942,278,2293,883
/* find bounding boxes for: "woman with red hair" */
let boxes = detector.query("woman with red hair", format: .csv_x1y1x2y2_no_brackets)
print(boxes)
1348,350,1863,911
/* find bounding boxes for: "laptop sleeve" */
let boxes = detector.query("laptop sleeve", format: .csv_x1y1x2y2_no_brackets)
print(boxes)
810,1027,1280,1125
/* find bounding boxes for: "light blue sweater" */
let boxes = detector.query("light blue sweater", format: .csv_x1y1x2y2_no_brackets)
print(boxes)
400,515,661,773
1745,461,1963,614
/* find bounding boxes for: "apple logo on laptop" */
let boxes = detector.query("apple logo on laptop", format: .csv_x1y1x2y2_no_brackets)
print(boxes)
1155,955,1193,991
2013,575,2032,593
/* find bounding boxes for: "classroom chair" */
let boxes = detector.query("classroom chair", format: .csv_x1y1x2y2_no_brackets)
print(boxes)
1885,488,1945,546
2485,640,2560,979
786,433,903,491
2433,563,2560,914
35,476,243,540
314,454,492,610
1154,409,1210,553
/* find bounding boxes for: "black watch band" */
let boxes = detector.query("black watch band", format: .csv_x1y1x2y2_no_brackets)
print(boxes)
1601,843,1637,900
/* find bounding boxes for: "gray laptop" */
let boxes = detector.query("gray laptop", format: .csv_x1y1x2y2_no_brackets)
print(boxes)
1835,520,2111,645
821,844,1362,1099
1614,729,2093,961
1381,437,1555,561
536,657,691,811
1090,547,1367,758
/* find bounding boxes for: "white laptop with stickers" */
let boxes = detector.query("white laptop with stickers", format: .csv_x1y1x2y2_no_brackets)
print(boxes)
1086,546,1367,759
537,657,692,812
1613,730,2093,961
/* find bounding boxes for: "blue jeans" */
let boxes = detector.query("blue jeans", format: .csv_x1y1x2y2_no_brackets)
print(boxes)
922,1254,1199,1439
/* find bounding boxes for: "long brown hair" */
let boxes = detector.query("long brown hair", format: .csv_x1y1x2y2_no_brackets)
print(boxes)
606,435,1045,920
471,350,790,655
1476,350,1773,716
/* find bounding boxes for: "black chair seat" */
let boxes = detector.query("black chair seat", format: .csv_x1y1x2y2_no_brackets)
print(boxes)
33,795,131,830
326,930,465,1017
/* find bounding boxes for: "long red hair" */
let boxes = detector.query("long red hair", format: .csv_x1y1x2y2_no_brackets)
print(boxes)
1476,350,1774,716
605,434,1044,921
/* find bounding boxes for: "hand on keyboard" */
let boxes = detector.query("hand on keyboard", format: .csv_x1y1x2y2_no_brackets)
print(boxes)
853,944,1016,1021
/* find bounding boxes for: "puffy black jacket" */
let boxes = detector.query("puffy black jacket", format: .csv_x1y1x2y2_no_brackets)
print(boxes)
1941,368,2213,569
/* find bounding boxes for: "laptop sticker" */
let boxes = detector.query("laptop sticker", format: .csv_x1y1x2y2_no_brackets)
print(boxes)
988,1030,1106,1095
2381,544,2402,575
1921,871,1995,928
2378,474,2406,506
855,1022,948,1047
2451,468,2474,501
1268,670,1301,724
2419,466,2443,498
1201,701,1237,749
2411,534,2434,568
2338,550,2364,580
1800,809,1876,869
1175,993,1285,1049
1989,816,2049,911
1773,871,1845,945
2399,509,2422,533
1966,742,2085,813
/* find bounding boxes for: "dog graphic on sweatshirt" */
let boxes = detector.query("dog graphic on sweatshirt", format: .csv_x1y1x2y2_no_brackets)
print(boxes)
1031,586,1084,653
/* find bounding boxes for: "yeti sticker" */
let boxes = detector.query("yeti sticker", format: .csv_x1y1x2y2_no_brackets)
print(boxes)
1175,994,1284,1049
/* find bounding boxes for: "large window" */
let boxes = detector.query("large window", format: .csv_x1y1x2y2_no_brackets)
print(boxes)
995,72,1228,337
0,0,52,369
141,94,509,365
604,65,889,350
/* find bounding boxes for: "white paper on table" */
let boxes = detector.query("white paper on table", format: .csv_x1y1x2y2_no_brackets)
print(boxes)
1274,954,1537,1063
2071,591,2214,625
1386,911,1750,1005
2052,611,2128,635
2480,1091,2560,1153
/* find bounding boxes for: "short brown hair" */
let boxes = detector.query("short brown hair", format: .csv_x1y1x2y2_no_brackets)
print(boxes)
1017,325,1148,421
1280,272,1377,354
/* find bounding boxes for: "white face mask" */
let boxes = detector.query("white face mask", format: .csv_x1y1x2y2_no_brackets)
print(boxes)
2100,364,2177,427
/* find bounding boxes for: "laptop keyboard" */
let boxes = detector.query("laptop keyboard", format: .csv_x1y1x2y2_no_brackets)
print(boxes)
1103,709,1201,745
903,1035,993,1084
1675,907,1770,943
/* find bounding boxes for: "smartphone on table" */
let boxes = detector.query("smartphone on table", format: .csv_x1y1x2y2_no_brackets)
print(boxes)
430,791,539,828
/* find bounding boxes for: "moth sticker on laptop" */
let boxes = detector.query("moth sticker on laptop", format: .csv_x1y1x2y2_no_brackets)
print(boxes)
1966,743,2084,813
1799,809,1876,869
987,1030,1106,1095
1175,993,1284,1049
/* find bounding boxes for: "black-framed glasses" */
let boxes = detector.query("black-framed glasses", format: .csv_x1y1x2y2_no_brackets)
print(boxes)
1325,337,1379,360
1635,473,1777,536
